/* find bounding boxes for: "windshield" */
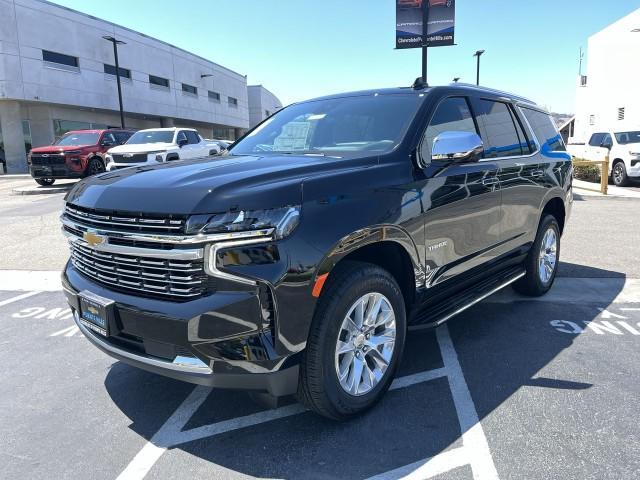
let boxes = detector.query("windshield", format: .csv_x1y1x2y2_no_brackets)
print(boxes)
126,131,175,145
614,131,640,145
231,94,423,156
55,132,100,146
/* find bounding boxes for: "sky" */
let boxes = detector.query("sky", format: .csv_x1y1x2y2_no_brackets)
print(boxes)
52,0,640,114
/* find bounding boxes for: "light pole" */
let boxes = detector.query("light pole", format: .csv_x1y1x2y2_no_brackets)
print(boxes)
473,50,485,86
103,36,126,128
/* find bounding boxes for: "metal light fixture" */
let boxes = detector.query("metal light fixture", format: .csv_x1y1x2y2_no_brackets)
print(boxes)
200,74,213,78
453,77,460,83
102,36,127,128
473,50,485,86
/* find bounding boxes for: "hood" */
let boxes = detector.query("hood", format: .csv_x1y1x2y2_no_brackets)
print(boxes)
30,144,93,153
65,153,376,215
108,143,175,154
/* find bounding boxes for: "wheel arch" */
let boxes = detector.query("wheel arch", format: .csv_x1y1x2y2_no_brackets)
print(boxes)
540,196,566,235
313,225,422,314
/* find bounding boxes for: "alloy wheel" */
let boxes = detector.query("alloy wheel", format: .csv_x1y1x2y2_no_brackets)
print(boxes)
334,292,396,396
613,164,624,185
538,227,557,284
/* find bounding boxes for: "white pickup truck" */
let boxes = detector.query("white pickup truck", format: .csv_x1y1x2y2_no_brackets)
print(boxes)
567,130,640,186
105,128,221,171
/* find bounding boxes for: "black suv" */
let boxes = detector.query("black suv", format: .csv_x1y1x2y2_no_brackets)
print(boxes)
61,84,572,420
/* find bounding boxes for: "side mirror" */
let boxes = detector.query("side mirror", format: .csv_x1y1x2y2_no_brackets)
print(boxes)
431,131,484,164
178,138,188,148
101,140,115,147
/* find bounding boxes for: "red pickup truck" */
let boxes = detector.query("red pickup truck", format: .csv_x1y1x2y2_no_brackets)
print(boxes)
28,129,134,186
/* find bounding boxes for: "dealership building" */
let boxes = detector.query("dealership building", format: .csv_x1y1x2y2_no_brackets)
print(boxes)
568,8,640,143
0,0,282,173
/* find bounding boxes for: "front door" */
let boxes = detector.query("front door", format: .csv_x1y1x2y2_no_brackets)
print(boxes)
417,96,502,287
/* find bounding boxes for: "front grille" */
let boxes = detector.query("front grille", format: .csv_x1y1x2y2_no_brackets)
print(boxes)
65,204,186,235
31,154,66,165
111,153,148,163
70,242,207,300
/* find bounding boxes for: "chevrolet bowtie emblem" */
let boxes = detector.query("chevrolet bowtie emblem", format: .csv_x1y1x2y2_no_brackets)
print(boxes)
83,230,106,247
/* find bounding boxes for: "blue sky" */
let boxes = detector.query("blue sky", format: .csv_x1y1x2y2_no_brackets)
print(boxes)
53,0,639,114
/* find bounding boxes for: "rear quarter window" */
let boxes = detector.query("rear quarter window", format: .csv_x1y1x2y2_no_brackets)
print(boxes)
521,107,566,152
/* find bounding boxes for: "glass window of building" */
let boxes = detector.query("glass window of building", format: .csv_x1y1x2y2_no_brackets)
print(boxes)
103,64,131,79
182,84,198,95
149,75,170,88
208,91,221,102
42,50,79,70
228,97,238,107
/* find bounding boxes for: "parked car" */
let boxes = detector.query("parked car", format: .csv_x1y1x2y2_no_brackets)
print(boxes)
105,128,221,171
28,129,134,186
208,139,233,152
567,130,640,186
61,84,571,420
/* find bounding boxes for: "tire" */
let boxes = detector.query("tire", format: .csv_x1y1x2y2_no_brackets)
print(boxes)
297,261,406,421
86,157,106,177
35,178,55,186
612,161,630,187
513,214,560,297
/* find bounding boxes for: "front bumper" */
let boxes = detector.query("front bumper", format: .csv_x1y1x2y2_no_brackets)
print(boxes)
30,163,84,179
62,265,299,396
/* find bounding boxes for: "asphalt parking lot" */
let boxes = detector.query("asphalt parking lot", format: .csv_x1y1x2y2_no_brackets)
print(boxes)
1,178,640,479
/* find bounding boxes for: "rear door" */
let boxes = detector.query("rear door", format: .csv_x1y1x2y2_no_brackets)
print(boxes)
184,131,202,158
469,98,544,255
418,96,502,286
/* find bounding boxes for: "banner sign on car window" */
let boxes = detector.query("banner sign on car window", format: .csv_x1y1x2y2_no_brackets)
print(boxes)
396,0,455,49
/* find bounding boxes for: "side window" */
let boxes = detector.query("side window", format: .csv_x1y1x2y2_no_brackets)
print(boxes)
473,100,523,158
520,107,566,152
176,131,188,144
601,133,612,147
114,132,132,144
186,131,200,144
588,133,605,146
510,107,534,155
421,97,476,165
102,132,116,145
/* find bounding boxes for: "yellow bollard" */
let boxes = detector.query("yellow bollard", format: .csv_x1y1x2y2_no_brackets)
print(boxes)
601,155,609,195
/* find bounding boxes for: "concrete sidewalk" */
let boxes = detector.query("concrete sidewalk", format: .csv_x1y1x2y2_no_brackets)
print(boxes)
573,178,640,198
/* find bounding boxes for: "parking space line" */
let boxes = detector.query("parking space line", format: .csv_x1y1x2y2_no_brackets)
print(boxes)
0,291,40,308
437,325,499,480
116,386,211,480
365,447,468,480
117,367,449,479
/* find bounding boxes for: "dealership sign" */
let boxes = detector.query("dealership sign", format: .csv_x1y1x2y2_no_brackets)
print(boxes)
396,0,455,49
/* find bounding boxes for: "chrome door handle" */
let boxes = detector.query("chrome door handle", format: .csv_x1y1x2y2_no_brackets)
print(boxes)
482,177,498,186
531,169,544,177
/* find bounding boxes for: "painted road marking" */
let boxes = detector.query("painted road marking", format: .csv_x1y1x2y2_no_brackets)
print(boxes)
0,270,62,291
549,305,640,335
116,324,497,480
0,291,41,308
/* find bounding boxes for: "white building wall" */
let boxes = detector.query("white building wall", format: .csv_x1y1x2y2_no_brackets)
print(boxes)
248,85,283,128
572,8,640,143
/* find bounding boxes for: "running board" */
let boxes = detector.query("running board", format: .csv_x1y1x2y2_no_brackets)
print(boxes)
408,267,525,331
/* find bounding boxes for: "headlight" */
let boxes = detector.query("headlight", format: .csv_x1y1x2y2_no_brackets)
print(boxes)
629,151,640,156
186,206,301,240
146,150,166,155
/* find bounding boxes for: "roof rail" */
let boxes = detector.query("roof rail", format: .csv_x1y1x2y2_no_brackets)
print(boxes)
447,83,537,105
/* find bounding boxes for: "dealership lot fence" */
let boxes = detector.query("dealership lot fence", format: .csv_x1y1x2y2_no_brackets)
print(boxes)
572,156,609,195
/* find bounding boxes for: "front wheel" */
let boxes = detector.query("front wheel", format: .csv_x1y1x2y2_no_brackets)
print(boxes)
612,161,630,187
298,261,406,421
35,178,55,186
86,157,106,177
513,214,560,296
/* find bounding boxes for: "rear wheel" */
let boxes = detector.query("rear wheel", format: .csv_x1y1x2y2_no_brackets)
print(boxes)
298,261,406,421
86,157,106,177
35,178,54,186
514,214,560,296
612,161,630,187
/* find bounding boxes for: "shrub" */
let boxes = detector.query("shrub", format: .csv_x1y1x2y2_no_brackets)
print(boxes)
573,162,601,183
